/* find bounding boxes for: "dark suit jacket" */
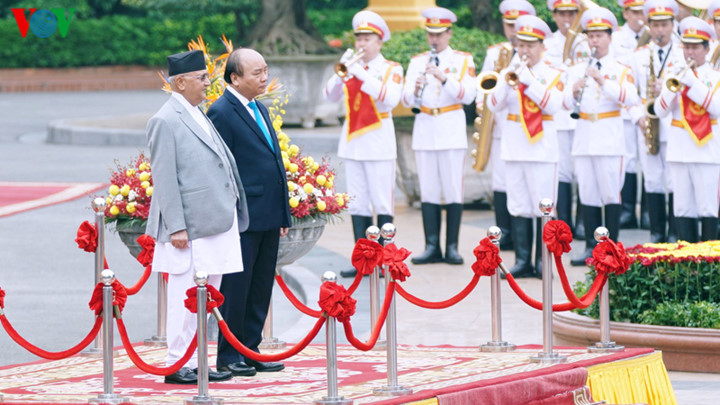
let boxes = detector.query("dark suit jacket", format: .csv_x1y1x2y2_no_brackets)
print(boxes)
207,91,291,231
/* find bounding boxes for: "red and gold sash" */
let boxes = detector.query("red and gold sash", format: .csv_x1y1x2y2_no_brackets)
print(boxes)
679,86,713,146
343,77,382,142
516,83,544,143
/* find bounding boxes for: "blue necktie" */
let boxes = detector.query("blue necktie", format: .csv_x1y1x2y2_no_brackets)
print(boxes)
248,100,274,151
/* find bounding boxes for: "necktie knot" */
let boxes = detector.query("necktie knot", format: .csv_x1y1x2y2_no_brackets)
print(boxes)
596,61,601,70
658,49,664,62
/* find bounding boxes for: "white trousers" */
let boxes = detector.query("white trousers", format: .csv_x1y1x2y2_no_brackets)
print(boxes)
345,159,395,216
557,129,573,183
623,120,638,174
668,162,720,218
166,271,222,368
637,136,670,194
415,149,466,204
575,156,625,207
490,137,506,192
505,161,558,218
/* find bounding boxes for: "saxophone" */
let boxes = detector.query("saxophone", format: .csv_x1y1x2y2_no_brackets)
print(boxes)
472,43,512,172
643,41,660,156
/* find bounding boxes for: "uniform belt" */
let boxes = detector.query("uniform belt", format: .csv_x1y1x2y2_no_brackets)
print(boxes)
379,112,390,119
506,113,553,122
578,111,621,122
420,104,463,116
671,119,717,127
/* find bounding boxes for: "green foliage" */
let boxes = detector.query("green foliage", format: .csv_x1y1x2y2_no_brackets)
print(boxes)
307,8,357,38
639,301,720,329
0,14,236,68
573,260,720,328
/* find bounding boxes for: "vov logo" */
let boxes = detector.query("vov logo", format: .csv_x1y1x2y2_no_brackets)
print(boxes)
11,8,75,38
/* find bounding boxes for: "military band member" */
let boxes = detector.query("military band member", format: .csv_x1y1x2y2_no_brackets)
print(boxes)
708,0,720,68
479,0,536,251
323,11,403,277
613,0,648,58
488,15,563,278
626,0,685,243
654,16,720,242
564,8,640,265
544,0,592,66
403,7,476,265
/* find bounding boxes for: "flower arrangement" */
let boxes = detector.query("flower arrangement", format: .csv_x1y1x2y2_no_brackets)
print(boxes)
626,241,720,266
102,154,153,227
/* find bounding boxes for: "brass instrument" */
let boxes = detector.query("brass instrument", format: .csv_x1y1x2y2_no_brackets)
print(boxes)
636,25,652,48
334,48,366,78
472,43,512,172
710,44,720,69
644,39,660,155
411,46,438,114
505,55,528,87
570,47,598,119
666,60,696,93
562,0,598,65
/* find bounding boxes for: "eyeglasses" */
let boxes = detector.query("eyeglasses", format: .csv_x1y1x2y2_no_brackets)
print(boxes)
184,73,210,82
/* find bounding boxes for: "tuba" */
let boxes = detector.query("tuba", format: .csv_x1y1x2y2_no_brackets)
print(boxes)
562,0,598,65
644,40,660,155
472,42,513,172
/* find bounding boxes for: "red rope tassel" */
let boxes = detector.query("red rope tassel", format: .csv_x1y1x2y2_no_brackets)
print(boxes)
0,315,102,360
343,282,395,351
394,274,481,309
124,265,153,296
116,317,196,376
274,275,322,318
217,317,325,362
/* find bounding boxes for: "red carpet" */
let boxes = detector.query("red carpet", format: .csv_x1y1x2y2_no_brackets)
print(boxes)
0,182,106,218
0,342,654,404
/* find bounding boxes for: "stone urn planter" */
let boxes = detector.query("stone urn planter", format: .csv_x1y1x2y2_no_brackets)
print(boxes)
277,216,327,266
553,311,720,372
115,221,146,259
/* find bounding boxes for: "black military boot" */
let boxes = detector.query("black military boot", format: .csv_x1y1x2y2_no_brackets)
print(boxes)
503,216,535,278
604,203,622,242
647,193,667,243
700,217,718,241
557,181,574,230
444,203,463,265
667,193,678,242
675,217,699,243
640,186,650,230
411,203,443,264
620,173,639,229
340,215,374,277
533,217,544,278
571,205,602,266
574,195,585,240
377,214,393,245
494,191,514,251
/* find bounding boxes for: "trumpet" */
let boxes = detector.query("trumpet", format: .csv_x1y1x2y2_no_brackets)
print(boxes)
505,55,528,87
335,48,366,78
411,46,438,114
666,60,696,93
570,46,598,120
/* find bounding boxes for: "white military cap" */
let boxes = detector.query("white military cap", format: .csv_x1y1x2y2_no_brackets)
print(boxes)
581,7,619,31
422,7,457,33
708,0,720,20
679,15,715,43
499,0,536,24
352,10,391,42
617,0,645,10
643,0,678,20
515,15,553,42
547,0,580,11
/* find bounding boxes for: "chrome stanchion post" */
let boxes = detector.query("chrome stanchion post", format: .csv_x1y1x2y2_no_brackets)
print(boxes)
89,270,129,404
374,224,412,397
84,198,106,356
481,226,516,352
186,272,222,405
366,225,386,351
530,199,567,364
145,273,168,347
314,271,352,405
259,297,287,349
588,227,624,353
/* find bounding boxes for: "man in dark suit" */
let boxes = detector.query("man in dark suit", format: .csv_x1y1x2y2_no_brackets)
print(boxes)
207,48,291,376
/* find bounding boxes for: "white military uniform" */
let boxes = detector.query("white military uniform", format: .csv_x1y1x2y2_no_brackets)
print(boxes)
324,54,403,216
402,47,476,204
488,60,563,217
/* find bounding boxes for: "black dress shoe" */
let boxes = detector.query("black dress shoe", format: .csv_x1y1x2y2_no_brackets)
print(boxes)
245,358,285,372
164,367,197,384
218,361,257,377
193,368,233,382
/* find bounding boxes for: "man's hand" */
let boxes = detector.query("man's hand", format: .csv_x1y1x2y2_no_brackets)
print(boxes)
637,117,647,134
171,230,189,249
586,67,604,86
426,64,446,83
572,78,586,100
414,74,426,96
280,227,289,237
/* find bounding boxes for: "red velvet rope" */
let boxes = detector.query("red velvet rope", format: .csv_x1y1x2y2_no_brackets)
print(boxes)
116,317,197,375
346,268,365,296
504,272,605,311
0,314,102,360
217,317,326,362
0,286,5,309
554,254,607,308
394,274,481,309
274,275,323,318
125,265,153,296
342,282,395,351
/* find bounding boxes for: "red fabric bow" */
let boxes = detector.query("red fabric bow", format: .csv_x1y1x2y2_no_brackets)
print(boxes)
184,285,225,314
471,238,501,277
590,238,632,276
383,243,412,282
136,234,156,267
318,282,356,322
75,221,98,253
0,286,6,309
543,220,573,256
88,279,128,316
351,238,384,275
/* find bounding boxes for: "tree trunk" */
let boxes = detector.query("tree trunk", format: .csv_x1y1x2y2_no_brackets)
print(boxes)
248,0,334,55
469,0,503,35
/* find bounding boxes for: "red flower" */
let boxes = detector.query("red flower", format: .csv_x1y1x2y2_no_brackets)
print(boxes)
318,282,356,322
136,234,156,267
542,220,573,256
592,239,632,276
328,38,343,48
351,238,384,275
75,221,98,253
383,243,412,282
471,238,501,277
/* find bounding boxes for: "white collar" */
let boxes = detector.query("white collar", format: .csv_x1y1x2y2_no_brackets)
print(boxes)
225,85,254,107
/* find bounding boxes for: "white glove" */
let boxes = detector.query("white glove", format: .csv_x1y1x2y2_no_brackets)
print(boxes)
679,67,698,87
348,62,369,81
518,66,534,86
339,48,354,64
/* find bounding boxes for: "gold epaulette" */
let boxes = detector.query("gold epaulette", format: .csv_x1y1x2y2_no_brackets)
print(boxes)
411,51,430,59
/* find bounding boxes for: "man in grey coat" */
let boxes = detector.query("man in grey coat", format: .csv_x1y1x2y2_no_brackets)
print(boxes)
145,50,249,384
